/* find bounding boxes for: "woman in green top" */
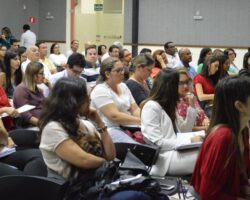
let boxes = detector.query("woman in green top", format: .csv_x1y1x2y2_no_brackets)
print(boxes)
197,48,212,73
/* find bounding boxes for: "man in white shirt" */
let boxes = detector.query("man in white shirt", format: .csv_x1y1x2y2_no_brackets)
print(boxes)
164,41,179,68
50,53,86,87
20,24,36,48
66,40,79,58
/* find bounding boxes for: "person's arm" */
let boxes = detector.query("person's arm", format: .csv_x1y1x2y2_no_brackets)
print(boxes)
83,109,116,160
195,83,214,101
13,85,36,124
0,107,19,118
129,102,140,117
55,139,106,169
0,73,6,87
99,103,140,125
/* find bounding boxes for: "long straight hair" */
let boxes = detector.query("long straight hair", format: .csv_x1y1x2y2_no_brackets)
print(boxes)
4,51,23,95
208,76,250,179
142,68,179,132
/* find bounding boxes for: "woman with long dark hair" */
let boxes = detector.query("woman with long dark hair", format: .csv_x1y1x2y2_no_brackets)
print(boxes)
196,47,212,73
191,76,250,199
141,68,202,176
3,51,23,98
193,56,221,117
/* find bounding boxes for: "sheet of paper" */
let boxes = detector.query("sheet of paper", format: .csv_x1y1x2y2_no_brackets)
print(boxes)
0,104,36,118
0,147,16,158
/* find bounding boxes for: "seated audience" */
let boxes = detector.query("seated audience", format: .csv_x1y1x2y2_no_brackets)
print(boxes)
164,41,179,68
49,42,67,72
3,51,23,98
0,44,7,72
151,49,167,79
13,62,47,128
81,45,100,89
39,77,115,179
176,68,209,132
126,54,154,107
219,55,230,79
97,44,107,64
196,48,212,73
50,53,86,87
141,68,203,176
193,56,220,118
119,49,132,81
39,77,153,200
191,76,250,199
224,48,239,74
16,46,27,64
0,85,18,131
0,123,47,177
91,57,140,144
174,48,197,79
239,51,250,77
140,48,152,55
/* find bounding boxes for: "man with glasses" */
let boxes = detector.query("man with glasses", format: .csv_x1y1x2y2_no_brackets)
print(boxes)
50,53,86,87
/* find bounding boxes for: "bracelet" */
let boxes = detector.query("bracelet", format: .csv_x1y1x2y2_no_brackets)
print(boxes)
97,126,107,133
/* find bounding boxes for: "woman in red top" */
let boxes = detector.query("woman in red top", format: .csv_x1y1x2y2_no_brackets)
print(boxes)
191,76,250,200
193,56,220,117
0,86,18,131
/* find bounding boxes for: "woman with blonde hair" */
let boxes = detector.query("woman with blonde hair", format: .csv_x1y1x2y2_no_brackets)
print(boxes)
13,62,49,127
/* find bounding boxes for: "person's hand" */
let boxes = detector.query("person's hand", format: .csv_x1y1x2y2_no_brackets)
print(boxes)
191,135,204,143
43,78,52,89
5,107,19,118
1,34,6,40
185,92,195,108
202,118,210,128
87,108,104,128
7,137,15,148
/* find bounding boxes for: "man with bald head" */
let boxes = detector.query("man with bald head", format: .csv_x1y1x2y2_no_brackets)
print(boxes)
21,45,40,73
174,48,197,79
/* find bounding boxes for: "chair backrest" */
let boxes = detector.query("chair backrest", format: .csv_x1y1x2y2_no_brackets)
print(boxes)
0,175,68,200
115,142,160,172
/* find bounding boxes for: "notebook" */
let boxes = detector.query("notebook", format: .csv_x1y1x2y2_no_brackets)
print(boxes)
174,130,205,151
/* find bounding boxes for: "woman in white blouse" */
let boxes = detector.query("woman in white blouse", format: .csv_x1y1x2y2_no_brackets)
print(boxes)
141,68,203,176
49,42,67,72
91,57,140,144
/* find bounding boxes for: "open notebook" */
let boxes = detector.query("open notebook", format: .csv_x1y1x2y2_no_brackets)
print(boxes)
0,105,36,118
174,130,205,151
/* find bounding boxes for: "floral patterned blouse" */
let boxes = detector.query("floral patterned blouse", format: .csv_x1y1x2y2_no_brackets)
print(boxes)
177,97,206,126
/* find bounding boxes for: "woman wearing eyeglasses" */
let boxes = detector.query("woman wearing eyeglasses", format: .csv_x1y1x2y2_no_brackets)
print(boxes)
177,68,209,132
91,57,141,144
13,62,48,128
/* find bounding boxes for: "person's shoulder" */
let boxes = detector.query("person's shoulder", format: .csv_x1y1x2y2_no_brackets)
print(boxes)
209,125,233,142
193,73,205,82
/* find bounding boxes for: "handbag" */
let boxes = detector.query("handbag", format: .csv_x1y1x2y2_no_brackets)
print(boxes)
120,126,145,144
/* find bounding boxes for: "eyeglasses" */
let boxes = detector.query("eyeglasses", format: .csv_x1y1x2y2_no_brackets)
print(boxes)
71,68,83,75
38,71,44,76
111,67,125,74
124,53,132,57
179,80,192,86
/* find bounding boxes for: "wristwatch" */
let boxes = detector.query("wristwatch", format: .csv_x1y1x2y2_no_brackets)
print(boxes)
97,126,107,133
